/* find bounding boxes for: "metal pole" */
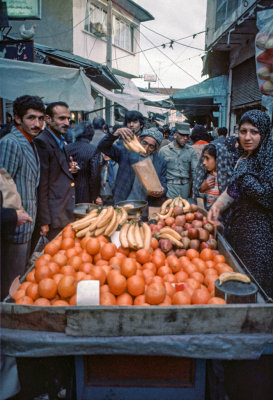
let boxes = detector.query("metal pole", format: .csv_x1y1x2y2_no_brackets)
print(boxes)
105,0,112,125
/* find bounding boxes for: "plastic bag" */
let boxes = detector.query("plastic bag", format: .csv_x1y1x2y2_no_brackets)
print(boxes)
132,157,163,195
255,9,273,96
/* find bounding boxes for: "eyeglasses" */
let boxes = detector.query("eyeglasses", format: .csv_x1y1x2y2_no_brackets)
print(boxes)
140,139,156,150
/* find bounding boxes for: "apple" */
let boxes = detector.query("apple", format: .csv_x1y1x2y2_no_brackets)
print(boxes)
181,230,188,237
174,225,183,234
188,228,199,239
190,204,198,212
175,215,186,226
203,223,214,233
184,223,192,230
166,250,175,256
181,237,190,249
194,211,203,221
200,241,211,250
165,216,175,226
198,228,209,242
189,239,200,250
185,213,195,222
192,219,203,228
159,238,173,253
173,206,184,216
207,238,217,250
175,248,187,257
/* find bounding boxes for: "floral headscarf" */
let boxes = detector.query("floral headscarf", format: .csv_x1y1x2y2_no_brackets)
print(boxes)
227,110,273,203
193,141,234,199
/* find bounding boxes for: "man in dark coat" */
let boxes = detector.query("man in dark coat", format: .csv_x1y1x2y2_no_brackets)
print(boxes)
34,102,78,241
97,126,167,206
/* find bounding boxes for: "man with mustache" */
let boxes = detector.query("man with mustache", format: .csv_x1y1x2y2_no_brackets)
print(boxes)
0,95,45,296
34,102,78,241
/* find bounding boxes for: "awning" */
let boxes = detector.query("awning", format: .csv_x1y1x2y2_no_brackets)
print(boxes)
89,79,148,117
172,75,228,116
0,58,95,111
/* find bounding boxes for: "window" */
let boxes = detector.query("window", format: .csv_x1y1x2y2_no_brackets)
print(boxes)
215,0,239,31
84,2,107,37
113,16,133,52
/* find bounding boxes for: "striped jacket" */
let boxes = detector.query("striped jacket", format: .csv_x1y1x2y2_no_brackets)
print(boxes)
0,126,40,243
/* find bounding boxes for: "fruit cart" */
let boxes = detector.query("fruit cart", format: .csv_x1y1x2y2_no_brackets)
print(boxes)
1,202,273,399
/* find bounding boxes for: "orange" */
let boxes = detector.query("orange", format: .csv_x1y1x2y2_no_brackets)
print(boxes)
200,248,214,262
172,291,191,305
145,282,166,305
134,294,147,305
90,266,106,286
26,282,39,300
100,284,110,294
185,278,201,290
48,262,60,275
52,273,64,285
208,297,226,305
12,289,26,301
19,281,32,291
164,281,175,298
190,271,204,284
52,299,69,306
178,256,191,269
157,265,172,278
96,259,109,266
151,251,165,268
38,278,58,299
52,253,68,267
58,275,77,298
167,254,181,273
151,238,159,249
120,257,137,278
184,262,198,275
65,247,78,259
191,287,211,305
186,249,199,260
69,294,77,306
116,292,133,306
135,248,150,265
159,295,172,306
86,237,101,255
142,262,157,275
100,291,116,305
67,255,82,271
127,275,145,297
75,271,86,282
175,270,189,282
117,246,130,257
60,265,76,276
100,243,117,261
213,254,226,264
205,260,216,269
142,269,155,284
80,236,91,250
107,272,127,296
215,263,233,274
15,295,34,305
44,240,60,256
35,265,52,282
163,274,176,283
79,262,93,274
60,238,75,250
81,252,92,263
33,297,51,306
191,258,207,273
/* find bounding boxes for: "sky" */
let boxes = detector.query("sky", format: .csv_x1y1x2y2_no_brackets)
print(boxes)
132,0,208,90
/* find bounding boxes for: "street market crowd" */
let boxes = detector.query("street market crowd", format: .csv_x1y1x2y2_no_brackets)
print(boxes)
1,95,273,302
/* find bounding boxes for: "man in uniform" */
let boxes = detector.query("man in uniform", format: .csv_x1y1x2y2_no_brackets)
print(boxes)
159,122,198,199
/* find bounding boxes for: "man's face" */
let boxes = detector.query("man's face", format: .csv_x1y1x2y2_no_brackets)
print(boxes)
174,132,189,148
46,106,70,136
140,136,157,156
126,119,142,135
15,108,45,137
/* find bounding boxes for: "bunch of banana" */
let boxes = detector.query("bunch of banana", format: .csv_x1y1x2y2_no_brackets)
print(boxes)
119,221,152,250
123,134,146,155
158,196,191,219
157,227,184,248
72,206,128,238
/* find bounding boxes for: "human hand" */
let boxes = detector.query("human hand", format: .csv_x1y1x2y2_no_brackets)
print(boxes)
149,189,164,198
40,225,49,236
207,204,221,226
114,127,134,142
96,197,103,205
16,209,33,226
69,156,80,174
200,177,215,193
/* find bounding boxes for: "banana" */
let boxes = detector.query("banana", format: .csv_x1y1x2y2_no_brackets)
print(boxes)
72,210,98,230
107,215,120,237
119,223,130,248
181,198,191,212
104,210,117,237
97,206,114,228
142,222,152,251
158,206,174,220
118,207,128,226
95,225,107,236
85,231,92,237
72,216,98,231
160,198,173,215
157,232,184,247
127,222,138,249
134,222,144,249
177,196,183,208
76,226,92,238
139,225,145,242
159,227,182,240
218,272,251,286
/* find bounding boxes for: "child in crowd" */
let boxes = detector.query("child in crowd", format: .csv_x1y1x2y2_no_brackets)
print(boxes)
193,142,233,209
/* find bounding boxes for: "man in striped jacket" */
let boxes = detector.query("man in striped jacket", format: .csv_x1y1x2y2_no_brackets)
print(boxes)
0,95,45,298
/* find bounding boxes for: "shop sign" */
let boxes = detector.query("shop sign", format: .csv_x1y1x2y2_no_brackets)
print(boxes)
0,40,33,62
6,0,41,20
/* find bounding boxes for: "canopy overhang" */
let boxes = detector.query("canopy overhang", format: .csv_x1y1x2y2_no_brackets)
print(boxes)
0,58,95,111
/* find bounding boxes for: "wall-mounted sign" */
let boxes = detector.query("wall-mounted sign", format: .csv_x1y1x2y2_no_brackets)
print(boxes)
0,40,34,62
144,74,157,82
6,0,41,20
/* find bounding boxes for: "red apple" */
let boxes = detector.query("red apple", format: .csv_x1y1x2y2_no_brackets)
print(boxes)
184,223,192,230
194,211,204,221
175,215,186,226
198,228,209,242
192,220,203,228
174,225,183,234
173,206,184,216
181,237,190,249
207,238,217,250
165,216,175,226
203,223,214,233
185,213,195,222
159,238,173,253
181,230,188,237
188,228,199,239
190,204,198,212
189,239,200,250
175,248,187,257
200,241,211,250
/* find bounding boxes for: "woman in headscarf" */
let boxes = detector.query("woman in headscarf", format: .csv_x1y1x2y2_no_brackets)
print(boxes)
193,141,234,209
208,110,273,298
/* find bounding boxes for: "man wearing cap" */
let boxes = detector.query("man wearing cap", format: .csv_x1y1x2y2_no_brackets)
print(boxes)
159,122,198,199
97,126,167,205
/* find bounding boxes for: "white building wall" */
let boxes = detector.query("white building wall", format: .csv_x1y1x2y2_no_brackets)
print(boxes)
73,0,140,77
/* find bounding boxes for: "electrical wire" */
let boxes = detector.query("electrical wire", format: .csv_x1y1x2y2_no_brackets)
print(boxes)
138,27,200,84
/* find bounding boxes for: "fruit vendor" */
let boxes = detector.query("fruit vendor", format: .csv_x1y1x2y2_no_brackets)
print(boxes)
159,122,198,200
97,127,167,206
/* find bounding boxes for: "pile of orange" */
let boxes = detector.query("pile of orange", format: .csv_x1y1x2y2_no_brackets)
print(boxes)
13,225,227,306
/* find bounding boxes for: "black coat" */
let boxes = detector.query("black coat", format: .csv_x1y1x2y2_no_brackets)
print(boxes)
34,128,75,230
66,138,98,203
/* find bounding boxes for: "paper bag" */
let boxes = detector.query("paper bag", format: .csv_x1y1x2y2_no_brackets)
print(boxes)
132,158,163,195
